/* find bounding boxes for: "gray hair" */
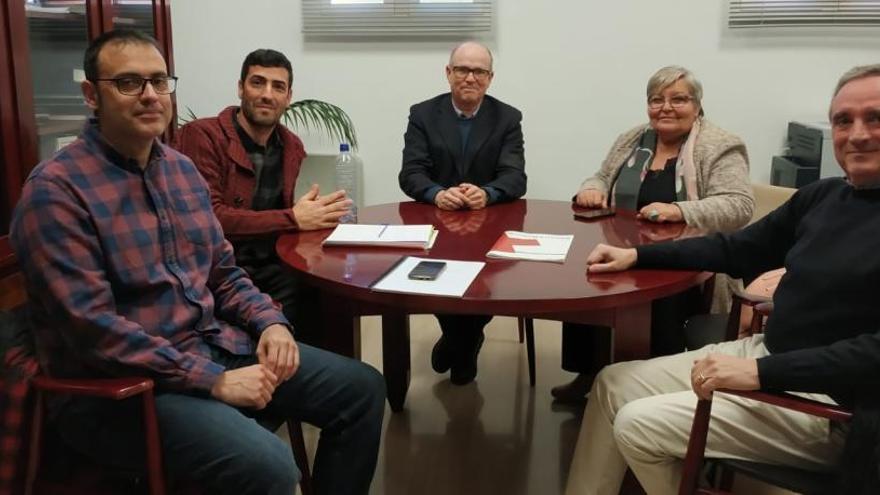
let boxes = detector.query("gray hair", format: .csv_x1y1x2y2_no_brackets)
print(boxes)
449,41,494,70
646,65,704,112
833,64,880,96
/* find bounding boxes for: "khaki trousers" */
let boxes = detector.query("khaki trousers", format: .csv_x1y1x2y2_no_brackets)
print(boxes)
564,334,846,495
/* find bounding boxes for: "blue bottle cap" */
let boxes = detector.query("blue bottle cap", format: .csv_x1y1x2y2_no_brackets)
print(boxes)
339,143,350,152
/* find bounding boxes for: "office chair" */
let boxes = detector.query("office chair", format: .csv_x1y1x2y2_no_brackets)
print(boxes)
677,300,850,495
0,262,312,495
679,388,850,495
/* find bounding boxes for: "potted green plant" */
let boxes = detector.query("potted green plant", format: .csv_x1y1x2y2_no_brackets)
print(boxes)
283,99,358,150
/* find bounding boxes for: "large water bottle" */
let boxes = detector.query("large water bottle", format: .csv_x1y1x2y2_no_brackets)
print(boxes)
335,143,359,224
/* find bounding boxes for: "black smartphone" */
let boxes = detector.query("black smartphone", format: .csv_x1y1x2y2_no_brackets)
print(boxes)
407,261,447,281
574,207,616,221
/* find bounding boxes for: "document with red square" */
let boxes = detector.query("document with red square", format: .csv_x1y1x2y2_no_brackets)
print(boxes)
486,231,573,263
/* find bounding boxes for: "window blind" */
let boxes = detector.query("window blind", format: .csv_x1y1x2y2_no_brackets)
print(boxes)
302,0,493,37
729,0,880,28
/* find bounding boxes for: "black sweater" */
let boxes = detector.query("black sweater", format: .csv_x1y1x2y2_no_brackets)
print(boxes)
637,178,880,403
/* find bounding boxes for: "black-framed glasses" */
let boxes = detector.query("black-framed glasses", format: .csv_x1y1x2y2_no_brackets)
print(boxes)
451,66,492,81
92,76,178,96
647,95,693,109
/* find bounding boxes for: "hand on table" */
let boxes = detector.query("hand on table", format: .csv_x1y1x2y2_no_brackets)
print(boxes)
458,183,488,210
585,243,638,273
637,202,683,223
575,189,607,208
434,188,469,210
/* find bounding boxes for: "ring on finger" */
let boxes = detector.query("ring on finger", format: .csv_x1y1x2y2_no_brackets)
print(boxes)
648,209,660,221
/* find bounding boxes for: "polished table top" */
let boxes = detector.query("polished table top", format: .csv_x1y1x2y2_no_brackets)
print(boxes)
276,199,708,317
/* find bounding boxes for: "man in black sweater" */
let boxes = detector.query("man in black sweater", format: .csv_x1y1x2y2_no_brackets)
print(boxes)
565,64,880,495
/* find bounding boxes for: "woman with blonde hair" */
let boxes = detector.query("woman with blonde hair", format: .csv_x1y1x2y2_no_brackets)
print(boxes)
553,65,754,403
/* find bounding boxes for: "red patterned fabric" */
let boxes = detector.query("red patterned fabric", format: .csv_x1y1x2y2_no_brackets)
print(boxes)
0,308,39,495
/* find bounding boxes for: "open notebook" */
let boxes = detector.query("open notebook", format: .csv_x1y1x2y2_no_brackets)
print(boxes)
323,224,438,249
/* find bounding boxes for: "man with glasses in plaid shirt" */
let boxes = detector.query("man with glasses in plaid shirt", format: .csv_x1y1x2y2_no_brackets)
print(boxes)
10,29,384,495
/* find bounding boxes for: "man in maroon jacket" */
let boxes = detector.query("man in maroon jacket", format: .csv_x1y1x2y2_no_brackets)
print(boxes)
175,49,351,346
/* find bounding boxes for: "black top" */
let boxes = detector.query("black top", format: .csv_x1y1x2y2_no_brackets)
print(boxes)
231,113,284,267
233,112,284,211
637,157,677,209
636,178,880,404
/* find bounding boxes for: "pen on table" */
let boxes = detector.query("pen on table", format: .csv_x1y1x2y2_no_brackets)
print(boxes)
378,224,389,238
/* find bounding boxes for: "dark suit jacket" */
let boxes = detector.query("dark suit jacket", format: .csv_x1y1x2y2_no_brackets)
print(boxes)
399,93,526,204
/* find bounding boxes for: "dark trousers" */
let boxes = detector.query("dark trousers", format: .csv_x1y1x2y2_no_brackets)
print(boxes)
244,260,323,347
561,289,701,373
54,344,386,495
436,314,493,349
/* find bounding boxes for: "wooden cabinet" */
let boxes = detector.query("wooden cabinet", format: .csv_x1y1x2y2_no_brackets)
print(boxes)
0,0,173,272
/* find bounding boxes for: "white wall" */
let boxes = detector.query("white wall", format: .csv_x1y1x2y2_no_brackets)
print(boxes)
170,0,880,207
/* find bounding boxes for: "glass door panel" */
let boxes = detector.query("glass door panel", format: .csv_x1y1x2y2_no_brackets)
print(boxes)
24,0,90,161
111,0,154,36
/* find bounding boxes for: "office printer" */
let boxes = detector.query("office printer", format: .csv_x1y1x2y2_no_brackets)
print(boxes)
770,121,842,188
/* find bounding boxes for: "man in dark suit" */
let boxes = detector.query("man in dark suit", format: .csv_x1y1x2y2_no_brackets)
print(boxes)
399,41,527,385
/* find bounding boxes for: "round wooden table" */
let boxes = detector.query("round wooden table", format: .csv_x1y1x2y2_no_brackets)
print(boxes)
277,199,710,411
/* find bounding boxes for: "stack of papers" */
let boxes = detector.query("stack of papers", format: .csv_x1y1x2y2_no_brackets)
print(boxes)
486,231,573,263
323,224,438,249
371,257,484,297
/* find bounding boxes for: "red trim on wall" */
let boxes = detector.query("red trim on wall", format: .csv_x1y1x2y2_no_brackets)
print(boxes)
0,3,23,230
9,3,39,180
0,1,38,235
92,0,113,38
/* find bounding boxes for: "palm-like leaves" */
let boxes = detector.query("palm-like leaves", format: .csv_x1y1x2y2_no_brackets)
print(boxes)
282,99,358,150
177,101,359,150
177,106,200,125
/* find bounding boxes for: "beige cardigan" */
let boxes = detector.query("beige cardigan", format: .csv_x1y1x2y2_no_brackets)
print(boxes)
578,119,754,233
578,119,755,312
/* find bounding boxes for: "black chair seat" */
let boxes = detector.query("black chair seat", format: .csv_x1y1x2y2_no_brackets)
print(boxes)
716,458,836,494
683,314,730,351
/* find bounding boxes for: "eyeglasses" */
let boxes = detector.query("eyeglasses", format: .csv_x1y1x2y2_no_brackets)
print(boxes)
647,95,693,109
451,66,492,81
92,76,178,96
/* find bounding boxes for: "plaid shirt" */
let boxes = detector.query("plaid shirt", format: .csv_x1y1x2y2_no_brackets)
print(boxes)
10,120,288,394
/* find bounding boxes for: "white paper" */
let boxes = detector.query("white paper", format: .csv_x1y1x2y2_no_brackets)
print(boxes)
323,224,435,248
371,257,484,297
486,231,573,263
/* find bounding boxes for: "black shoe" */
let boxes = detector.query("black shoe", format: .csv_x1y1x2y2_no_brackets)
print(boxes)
450,332,485,385
431,335,453,373
550,373,594,404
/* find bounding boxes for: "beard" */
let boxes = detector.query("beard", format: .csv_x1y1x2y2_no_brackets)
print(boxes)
241,100,281,129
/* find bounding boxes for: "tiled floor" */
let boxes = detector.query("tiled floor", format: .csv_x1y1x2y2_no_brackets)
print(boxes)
297,315,792,495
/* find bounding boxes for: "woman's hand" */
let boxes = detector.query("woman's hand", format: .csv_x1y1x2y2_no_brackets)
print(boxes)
586,243,637,273
638,202,683,223
575,189,607,208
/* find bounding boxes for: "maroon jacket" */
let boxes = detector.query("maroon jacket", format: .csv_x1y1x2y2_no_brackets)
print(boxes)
174,106,307,238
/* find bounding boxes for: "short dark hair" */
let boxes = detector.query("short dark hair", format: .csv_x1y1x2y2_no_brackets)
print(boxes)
240,49,293,86
84,29,163,81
